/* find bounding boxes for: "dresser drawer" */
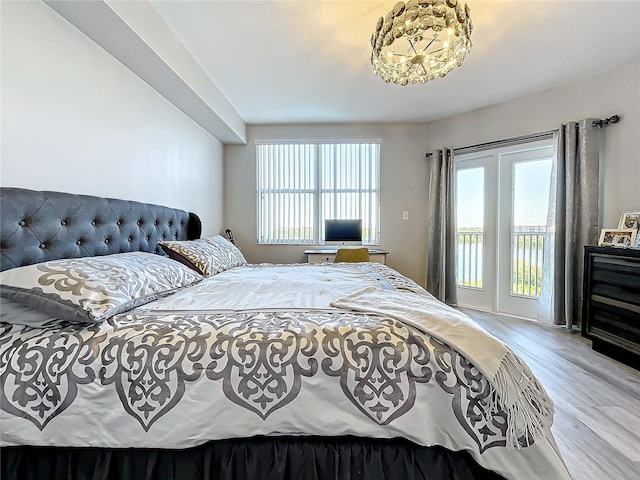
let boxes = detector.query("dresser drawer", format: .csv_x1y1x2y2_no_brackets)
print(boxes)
582,246,640,368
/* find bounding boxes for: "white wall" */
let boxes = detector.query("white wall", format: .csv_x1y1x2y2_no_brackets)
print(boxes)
0,1,224,237
225,123,431,281
224,56,639,285
422,56,640,231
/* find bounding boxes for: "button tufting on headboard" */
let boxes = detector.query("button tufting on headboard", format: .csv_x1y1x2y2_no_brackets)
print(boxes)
0,188,202,271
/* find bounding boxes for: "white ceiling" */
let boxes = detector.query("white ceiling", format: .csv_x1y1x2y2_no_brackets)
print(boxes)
151,0,640,125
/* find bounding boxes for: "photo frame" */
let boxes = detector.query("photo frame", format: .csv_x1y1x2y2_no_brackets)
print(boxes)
617,211,640,248
618,211,640,230
598,228,637,248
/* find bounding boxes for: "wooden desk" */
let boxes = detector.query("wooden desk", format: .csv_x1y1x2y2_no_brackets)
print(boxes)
304,248,388,264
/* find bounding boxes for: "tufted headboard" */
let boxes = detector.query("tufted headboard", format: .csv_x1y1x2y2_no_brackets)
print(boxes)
0,188,202,271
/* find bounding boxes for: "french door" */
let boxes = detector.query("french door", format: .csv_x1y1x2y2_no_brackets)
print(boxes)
454,140,554,319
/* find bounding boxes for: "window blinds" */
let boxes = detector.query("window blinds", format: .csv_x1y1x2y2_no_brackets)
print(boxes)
257,141,380,244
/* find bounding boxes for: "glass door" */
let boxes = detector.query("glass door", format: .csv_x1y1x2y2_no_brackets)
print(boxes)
454,140,554,320
455,154,496,312
496,147,553,318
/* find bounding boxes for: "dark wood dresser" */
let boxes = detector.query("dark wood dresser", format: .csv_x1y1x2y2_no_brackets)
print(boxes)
582,246,640,369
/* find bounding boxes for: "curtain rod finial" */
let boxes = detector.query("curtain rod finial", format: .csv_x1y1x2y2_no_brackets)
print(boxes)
593,114,621,128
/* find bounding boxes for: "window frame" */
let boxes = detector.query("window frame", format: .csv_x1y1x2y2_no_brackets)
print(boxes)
256,139,381,245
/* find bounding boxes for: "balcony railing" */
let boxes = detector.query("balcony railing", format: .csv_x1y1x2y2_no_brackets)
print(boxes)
456,230,484,289
456,226,547,298
512,226,546,298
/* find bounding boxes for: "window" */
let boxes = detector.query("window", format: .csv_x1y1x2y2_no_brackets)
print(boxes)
257,140,380,245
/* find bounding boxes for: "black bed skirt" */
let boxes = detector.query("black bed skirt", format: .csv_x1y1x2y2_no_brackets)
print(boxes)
1,436,506,480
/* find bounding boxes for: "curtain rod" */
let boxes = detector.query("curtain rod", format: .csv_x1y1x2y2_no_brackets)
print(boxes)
592,114,620,128
425,129,555,158
425,114,621,158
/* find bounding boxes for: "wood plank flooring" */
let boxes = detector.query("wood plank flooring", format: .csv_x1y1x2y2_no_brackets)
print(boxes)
459,308,640,480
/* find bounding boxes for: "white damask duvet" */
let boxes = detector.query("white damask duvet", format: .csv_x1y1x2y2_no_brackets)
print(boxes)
0,263,571,480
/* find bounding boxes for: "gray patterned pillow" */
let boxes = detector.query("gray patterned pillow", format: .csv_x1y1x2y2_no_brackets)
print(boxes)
205,235,247,270
159,235,246,277
0,252,202,324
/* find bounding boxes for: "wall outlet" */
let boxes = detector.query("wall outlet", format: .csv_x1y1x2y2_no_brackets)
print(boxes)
402,211,409,220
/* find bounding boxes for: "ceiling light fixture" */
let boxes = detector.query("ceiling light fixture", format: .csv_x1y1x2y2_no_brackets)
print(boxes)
370,0,473,86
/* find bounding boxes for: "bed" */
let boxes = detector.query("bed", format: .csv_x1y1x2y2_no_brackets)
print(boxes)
0,188,571,480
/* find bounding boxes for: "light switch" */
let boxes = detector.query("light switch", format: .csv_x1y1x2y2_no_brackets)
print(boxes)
402,211,409,220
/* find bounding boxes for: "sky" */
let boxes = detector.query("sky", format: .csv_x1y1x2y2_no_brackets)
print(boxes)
456,158,552,228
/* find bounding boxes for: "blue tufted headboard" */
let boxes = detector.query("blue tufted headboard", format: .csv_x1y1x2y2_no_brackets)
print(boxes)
0,188,202,271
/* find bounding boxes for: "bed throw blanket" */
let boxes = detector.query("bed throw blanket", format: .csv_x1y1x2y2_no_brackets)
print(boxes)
331,286,554,449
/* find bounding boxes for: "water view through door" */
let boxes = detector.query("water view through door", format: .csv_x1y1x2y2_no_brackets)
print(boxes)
455,140,554,319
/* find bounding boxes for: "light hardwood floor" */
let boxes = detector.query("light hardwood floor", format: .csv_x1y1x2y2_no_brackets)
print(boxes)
459,308,640,480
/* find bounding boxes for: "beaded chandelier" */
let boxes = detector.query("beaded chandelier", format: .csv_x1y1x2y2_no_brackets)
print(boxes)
371,0,473,85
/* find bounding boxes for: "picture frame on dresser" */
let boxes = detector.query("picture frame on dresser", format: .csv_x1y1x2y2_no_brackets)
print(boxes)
618,211,640,230
597,228,637,248
617,210,640,248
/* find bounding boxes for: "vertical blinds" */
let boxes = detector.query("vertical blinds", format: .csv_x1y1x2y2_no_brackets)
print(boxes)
257,141,380,244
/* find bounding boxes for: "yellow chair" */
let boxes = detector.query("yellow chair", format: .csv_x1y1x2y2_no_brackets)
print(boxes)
334,247,370,263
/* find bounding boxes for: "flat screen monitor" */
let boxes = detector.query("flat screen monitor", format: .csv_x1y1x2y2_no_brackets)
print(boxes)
324,219,362,246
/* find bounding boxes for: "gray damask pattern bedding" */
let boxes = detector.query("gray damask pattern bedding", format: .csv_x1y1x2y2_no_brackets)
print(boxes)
0,263,571,480
1,310,500,449
159,235,246,276
0,252,202,324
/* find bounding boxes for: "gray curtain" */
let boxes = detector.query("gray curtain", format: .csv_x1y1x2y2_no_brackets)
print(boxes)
426,149,458,305
538,119,602,328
